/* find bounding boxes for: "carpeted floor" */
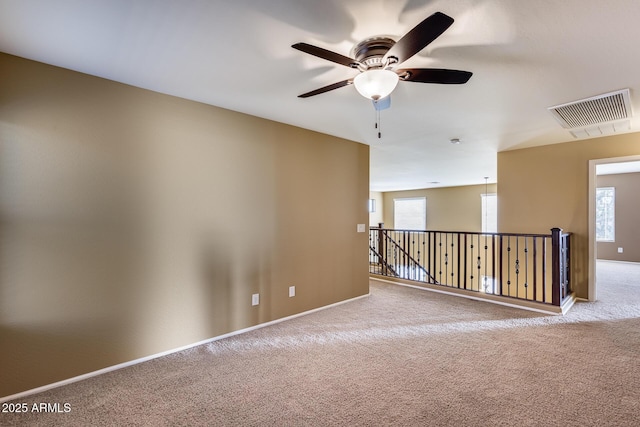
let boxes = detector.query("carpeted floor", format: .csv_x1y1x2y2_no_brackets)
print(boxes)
2,260,640,426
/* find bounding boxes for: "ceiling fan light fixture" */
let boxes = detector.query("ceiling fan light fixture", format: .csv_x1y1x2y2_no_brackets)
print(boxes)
353,69,399,100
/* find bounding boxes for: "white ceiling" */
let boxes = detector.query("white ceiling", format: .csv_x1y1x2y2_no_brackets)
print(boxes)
2,0,640,191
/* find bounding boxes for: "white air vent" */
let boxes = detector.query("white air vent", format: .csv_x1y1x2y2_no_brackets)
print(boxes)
569,119,630,139
548,89,632,136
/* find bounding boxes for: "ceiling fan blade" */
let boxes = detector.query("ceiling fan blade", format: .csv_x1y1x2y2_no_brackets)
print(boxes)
298,80,353,98
397,68,472,84
384,12,454,64
292,43,359,68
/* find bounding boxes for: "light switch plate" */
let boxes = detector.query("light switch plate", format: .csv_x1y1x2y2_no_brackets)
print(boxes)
252,293,260,306
357,224,366,233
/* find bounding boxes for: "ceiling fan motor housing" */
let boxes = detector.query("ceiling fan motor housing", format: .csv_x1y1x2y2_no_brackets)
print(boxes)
352,37,396,69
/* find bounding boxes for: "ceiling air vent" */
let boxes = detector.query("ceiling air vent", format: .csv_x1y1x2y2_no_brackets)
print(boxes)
548,89,632,138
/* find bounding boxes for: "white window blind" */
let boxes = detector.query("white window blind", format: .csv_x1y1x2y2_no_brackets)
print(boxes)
394,197,426,230
481,193,497,233
596,187,615,242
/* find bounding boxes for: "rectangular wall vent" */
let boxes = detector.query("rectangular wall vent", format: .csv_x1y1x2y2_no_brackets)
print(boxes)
548,89,632,129
569,119,630,139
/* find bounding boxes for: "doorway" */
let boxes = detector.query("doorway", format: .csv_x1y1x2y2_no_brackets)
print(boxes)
589,155,640,301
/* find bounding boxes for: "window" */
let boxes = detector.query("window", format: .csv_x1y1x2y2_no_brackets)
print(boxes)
394,197,426,230
596,187,615,241
481,193,497,233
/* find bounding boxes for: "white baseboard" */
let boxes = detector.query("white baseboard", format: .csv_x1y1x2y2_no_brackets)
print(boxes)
371,277,563,315
1,292,370,403
560,293,577,315
597,259,640,265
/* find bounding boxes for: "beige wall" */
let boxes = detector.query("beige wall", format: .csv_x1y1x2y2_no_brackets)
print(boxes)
382,184,497,232
596,173,640,262
0,53,370,397
498,132,640,299
368,191,384,227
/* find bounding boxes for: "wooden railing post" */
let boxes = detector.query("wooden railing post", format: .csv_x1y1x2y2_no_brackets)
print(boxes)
377,223,385,268
551,227,562,306
564,233,571,297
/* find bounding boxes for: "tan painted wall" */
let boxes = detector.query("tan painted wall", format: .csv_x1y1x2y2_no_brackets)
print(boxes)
0,53,370,397
498,132,640,299
596,173,640,262
382,184,497,232
368,191,384,227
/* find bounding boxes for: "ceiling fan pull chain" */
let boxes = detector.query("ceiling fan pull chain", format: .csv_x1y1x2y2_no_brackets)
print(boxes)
376,106,382,139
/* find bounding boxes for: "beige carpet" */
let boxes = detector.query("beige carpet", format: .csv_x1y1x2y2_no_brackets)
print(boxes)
2,260,640,426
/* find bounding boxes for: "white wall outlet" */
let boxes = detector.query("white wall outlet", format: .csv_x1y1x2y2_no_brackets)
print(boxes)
357,223,366,233
618,247,624,253
252,293,260,306
289,286,296,297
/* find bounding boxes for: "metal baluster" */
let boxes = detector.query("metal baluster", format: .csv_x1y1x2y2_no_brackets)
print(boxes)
438,232,443,283
477,234,482,292
426,231,430,282
470,236,474,290
407,230,411,280
463,234,468,290
412,231,416,281
407,231,412,280
542,236,547,303
428,232,433,283
524,237,529,300
451,236,455,285
402,231,407,279
444,233,449,286
507,236,511,296
416,232,421,281
483,231,488,293
491,234,496,295
499,235,504,296
457,233,461,289
408,232,411,279
515,237,520,299
391,231,396,277
533,236,538,301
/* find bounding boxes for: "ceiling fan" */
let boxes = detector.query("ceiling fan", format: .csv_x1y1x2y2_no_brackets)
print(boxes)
292,12,472,102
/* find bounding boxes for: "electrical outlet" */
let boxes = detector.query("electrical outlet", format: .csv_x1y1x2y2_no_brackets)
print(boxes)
252,293,260,306
618,247,624,253
289,286,296,297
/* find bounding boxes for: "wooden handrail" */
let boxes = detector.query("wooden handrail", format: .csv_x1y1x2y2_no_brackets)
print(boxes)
379,228,554,239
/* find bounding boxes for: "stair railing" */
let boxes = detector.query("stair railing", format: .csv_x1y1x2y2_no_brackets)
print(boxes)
369,226,571,307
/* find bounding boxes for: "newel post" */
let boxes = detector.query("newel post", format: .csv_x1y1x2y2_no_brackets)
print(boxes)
377,223,385,266
551,227,562,306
